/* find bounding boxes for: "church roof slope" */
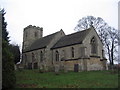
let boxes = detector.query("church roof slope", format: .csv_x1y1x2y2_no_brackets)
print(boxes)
23,31,60,52
52,28,91,49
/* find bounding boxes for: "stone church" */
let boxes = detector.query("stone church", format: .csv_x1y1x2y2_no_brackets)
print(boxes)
22,25,107,72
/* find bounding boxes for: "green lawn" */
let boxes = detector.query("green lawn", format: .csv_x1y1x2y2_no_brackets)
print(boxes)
15,70,118,88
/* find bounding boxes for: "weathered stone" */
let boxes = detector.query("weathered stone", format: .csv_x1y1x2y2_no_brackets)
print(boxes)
22,25,107,72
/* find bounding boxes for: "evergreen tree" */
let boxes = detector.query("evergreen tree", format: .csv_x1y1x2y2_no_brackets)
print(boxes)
10,44,21,64
1,9,16,89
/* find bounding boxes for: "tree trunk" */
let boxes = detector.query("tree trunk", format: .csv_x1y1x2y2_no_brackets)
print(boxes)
107,44,111,65
110,40,114,71
111,40,114,65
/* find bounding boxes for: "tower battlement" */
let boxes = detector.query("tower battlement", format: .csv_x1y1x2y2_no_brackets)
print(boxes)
24,25,43,31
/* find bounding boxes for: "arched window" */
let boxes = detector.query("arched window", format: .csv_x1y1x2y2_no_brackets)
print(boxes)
55,51,59,61
71,47,74,58
32,53,35,62
40,51,43,62
91,37,97,54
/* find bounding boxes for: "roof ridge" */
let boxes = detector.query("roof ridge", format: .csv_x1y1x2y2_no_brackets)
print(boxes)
66,28,91,36
32,30,60,43
52,28,91,49
43,30,60,38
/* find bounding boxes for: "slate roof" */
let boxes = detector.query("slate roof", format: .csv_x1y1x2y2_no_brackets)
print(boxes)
23,31,59,52
51,28,91,49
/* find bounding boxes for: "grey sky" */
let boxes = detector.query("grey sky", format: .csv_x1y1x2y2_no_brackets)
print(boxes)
0,0,119,50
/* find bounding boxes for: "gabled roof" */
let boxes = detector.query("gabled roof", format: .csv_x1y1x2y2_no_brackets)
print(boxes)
51,28,91,49
23,31,60,52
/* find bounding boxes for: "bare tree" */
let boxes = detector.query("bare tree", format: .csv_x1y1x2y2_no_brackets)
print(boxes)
75,16,108,43
104,27,118,65
75,16,118,66
118,31,120,64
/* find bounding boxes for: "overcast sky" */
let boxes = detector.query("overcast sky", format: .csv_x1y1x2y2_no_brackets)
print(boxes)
0,0,119,50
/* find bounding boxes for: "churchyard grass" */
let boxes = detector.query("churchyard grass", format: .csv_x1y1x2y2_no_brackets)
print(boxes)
15,70,118,88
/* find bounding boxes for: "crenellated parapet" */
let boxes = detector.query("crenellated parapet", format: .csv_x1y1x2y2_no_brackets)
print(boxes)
24,25,43,31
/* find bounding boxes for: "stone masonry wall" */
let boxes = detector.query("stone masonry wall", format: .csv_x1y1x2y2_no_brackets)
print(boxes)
83,27,103,59
23,25,43,50
59,58,106,72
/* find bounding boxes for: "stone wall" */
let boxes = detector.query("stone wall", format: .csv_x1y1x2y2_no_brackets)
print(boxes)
52,28,104,64
52,44,85,62
56,58,106,72
87,57,106,71
22,48,45,69
44,30,65,71
83,27,103,59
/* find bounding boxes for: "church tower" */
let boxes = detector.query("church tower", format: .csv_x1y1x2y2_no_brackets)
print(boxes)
22,25,43,50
